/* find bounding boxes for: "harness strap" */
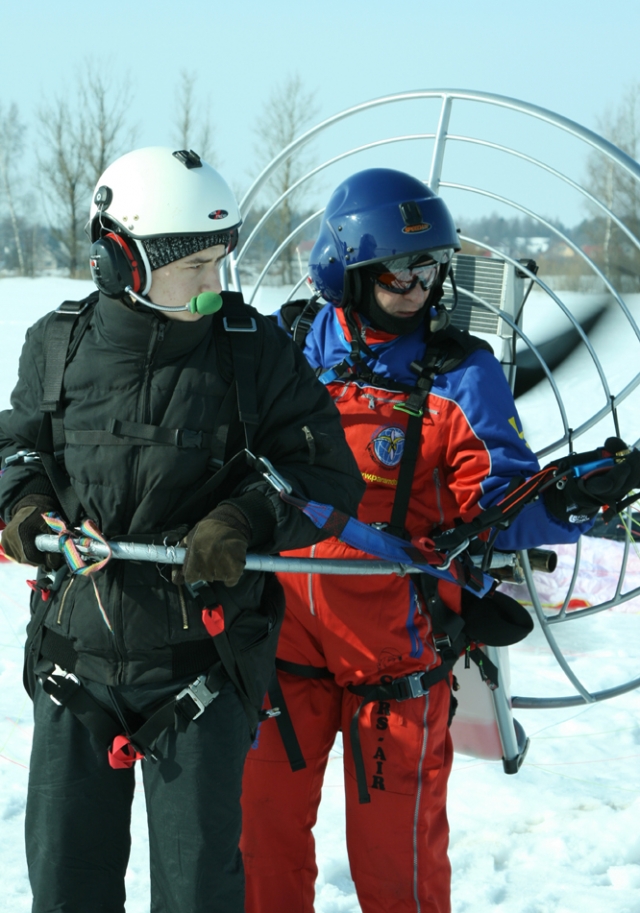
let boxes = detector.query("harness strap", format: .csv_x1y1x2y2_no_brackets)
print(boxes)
346,664,451,804
38,658,226,767
268,659,335,772
386,405,425,538
267,668,306,771
275,658,334,679
219,293,260,451
64,421,215,449
40,298,94,413
36,297,98,527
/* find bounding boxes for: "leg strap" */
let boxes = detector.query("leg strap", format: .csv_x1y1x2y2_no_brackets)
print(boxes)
346,664,451,804
268,659,334,772
39,662,227,768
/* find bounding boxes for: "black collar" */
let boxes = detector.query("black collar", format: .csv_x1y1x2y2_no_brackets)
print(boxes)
95,293,213,360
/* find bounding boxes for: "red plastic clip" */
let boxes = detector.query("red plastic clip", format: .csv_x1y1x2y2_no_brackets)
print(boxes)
108,734,145,769
27,580,51,601
202,605,225,637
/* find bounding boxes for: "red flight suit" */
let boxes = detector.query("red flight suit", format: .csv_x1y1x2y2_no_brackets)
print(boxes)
241,306,545,913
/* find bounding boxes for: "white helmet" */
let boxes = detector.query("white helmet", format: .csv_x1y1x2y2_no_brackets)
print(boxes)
89,146,241,244
88,147,241,299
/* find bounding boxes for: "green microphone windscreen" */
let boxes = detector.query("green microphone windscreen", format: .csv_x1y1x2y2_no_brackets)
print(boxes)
189,292,223,314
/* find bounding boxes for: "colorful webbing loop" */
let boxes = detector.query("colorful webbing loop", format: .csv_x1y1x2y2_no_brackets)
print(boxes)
42,513,112,576
42,513,114,632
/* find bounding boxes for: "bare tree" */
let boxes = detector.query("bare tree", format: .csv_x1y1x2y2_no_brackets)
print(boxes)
0,102,27,274
37,99,86,277
37,66,137,278
173,70,216,163
585,83,640,290
78,68,137,192
251,74,319,285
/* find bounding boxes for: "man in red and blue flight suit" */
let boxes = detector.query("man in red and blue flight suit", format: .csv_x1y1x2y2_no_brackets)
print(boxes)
240,168,623,913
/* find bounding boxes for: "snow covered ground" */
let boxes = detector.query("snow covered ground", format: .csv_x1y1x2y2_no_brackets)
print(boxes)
1,277,640,912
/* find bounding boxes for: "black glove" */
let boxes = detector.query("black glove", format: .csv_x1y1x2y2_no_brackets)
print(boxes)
543,437,640,523
172,492,276,587
1,495,65,569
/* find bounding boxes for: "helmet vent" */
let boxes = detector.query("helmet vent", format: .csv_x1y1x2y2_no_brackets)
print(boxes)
399,201,423,226
172,149,203,169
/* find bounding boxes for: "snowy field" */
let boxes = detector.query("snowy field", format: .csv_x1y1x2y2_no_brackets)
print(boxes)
1,278,640,912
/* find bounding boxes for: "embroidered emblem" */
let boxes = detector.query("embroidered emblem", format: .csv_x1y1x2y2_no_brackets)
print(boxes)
367,425,405,468
361,471,398,487
508,415,531,450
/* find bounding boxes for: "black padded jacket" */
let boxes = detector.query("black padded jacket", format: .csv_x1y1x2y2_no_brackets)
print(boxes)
0,293,364,692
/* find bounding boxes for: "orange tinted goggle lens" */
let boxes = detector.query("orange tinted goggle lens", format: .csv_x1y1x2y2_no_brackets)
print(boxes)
376,263,439,291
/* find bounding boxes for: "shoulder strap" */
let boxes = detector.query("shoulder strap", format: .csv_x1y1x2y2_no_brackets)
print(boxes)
36,294,98,525
386,326,493,539
214,292,261,451
278,296,325,348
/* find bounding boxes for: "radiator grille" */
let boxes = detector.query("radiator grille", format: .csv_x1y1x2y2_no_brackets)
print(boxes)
441,256,506,334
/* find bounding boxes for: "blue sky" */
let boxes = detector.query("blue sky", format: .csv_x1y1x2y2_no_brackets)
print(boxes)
1,0,639,226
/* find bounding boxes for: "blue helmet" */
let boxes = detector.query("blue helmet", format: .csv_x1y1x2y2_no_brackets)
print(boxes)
309,168,461,306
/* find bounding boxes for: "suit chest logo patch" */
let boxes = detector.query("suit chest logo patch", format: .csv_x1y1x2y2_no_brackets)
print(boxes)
367,425,405,468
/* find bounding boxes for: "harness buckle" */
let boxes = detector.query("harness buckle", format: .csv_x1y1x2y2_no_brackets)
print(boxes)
4,449,41,466
45,667,80,706
56,300,91,316
177,429,203,449
433,634,452,653
175,674,220,721
223,316,257,333
394,671,430,701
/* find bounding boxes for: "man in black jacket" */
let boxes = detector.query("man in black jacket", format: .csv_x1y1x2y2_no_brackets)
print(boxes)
0,147,364,913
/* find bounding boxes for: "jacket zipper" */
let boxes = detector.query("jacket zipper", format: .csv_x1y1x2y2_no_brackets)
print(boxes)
362,392,405,410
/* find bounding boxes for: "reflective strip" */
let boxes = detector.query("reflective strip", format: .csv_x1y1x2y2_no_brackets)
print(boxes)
413,694,430,912
308,544,316,616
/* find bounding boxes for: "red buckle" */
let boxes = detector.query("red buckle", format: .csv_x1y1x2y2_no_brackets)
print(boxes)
108,734,144,769
27,579,51,601
202,605,225,637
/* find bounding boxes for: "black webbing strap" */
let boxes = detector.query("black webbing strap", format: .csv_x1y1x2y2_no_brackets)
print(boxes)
65,421,215,449
465,646,500,690
267,668,306,771
40,666,227,760
269,659,335,772
36,297,96,526
208,381,242,469
346,664,451,804
40,299,93,413
163,448,252,529
386,405,426,538
219,293,260,451
275,658,334,679
41,672,123,747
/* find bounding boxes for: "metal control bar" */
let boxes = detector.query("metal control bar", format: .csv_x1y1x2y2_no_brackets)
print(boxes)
34,533,547,577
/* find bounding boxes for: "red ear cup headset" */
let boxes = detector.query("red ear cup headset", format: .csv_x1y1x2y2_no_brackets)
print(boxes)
89,232,151,299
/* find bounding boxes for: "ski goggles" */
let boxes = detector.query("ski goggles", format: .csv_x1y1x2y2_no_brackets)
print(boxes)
374,260,440,294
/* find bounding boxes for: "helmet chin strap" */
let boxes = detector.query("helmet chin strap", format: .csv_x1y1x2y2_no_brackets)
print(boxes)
125,287,223,315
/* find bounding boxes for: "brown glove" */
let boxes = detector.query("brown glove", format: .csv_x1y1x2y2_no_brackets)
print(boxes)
173,503,252,587
1,495,64,569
